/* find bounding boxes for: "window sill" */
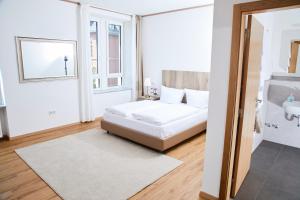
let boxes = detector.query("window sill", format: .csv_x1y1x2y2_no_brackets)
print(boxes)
93,87,132,94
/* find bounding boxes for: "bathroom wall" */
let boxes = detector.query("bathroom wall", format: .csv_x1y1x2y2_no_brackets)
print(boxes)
273,9,300,72
254,9,300,74
253,10,300,150
263,79,300,148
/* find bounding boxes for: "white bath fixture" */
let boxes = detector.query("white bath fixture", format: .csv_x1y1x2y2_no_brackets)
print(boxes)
284,101,300,115
283,101,300,127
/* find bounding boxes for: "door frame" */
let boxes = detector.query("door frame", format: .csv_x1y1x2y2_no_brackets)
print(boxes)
219,1,300,200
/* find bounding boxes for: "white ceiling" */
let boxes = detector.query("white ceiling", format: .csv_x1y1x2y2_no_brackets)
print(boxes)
83,0,214,15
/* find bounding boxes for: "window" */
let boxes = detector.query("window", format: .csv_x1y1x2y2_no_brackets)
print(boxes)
90,21,98,75
90,18,123,90
108,24,122,87
90,21,101,89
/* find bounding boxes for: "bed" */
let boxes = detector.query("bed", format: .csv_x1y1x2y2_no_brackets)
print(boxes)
101,70,209,151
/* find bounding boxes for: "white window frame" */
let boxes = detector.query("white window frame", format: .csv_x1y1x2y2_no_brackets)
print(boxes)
90,16,124,91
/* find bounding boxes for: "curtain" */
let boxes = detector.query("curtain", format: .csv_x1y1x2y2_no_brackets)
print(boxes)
78,4,95,122
136,15,144,98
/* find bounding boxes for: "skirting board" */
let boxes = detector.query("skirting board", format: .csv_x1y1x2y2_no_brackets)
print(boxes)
199,191,219,200
8,117,102,140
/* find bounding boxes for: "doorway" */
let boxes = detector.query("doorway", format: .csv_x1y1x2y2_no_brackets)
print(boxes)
219,1,300,200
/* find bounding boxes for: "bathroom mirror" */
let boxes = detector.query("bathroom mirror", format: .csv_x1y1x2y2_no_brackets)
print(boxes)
16,37,78,82
288,40,300,74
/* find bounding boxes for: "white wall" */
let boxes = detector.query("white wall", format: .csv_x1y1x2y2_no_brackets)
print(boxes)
201,0,256,197
255,9,300,75
0,0,80,137
93,90,132,117
272,9,300,72
0,0,133,137
278,29,300,72
142,6,214,89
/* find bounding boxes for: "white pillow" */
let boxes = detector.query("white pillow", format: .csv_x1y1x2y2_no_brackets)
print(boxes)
184,89,209,108
160,86,184,104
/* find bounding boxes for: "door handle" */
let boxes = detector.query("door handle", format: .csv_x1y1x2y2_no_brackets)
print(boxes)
256,99,262,103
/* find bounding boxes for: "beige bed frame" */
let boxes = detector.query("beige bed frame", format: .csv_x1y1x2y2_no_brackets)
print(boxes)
101,70,210,151
101,120,206,151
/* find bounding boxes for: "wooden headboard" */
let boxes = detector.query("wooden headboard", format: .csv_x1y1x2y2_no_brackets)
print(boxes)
162,70,209,90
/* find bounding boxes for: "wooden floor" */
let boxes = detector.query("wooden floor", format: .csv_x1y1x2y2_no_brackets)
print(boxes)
0,120,206,200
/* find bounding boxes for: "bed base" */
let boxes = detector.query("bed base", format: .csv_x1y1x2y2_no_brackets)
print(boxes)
101,119,207,152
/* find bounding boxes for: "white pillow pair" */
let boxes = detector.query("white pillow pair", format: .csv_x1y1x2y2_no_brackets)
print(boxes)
160,86,209,109
160,86,185,104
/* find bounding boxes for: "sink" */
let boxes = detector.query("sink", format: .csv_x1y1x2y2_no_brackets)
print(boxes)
283,101,300,116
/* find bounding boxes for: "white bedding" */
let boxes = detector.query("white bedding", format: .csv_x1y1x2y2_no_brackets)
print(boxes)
103,103,208,139
132,103,199,125
105,100,160,117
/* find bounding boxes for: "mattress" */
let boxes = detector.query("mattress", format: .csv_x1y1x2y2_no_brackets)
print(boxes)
103,108,208,140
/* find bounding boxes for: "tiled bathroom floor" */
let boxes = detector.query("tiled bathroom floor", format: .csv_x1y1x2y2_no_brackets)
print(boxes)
234,140,300,200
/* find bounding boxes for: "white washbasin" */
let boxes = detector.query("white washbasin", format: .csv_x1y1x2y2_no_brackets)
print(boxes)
283,101,300,116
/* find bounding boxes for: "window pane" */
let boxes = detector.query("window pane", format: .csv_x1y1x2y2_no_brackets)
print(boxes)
107,77,122,87
93,78,101,89
109,35,119,58
109,59,120,74
108,24,121,74
90,21,98,75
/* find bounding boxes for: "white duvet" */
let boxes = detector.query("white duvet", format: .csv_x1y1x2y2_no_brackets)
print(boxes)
132,103,200,125
105,100,160,117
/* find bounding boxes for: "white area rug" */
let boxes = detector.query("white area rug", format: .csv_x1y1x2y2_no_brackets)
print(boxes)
16,129,182,200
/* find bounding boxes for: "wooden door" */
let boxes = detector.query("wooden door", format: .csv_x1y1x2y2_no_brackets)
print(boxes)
231,15,264,197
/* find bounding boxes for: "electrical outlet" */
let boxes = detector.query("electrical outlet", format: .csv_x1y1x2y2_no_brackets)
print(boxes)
48,110,56,116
